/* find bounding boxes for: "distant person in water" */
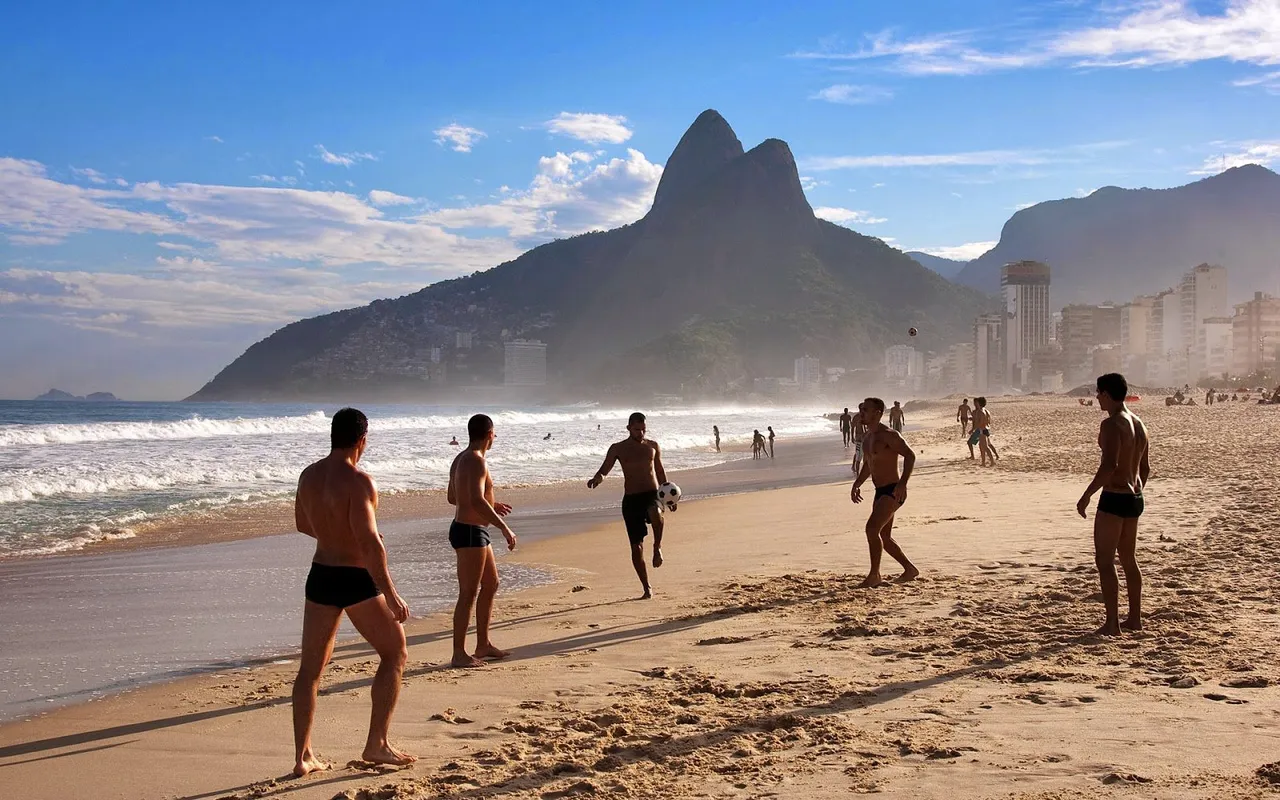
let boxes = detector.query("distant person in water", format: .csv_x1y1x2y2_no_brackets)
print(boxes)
447,414,517,668
767,426,775,459
291,408,415,776
587,412,667,599
1076,373,1149,637
889,401,905,434
449,436,459,446
544,433,552,441
851,398,919,588
839,407,853,448
957,399,971,436
713,425,721,452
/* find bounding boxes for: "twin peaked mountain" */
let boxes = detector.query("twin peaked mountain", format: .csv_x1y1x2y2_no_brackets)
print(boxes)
189,110,985,400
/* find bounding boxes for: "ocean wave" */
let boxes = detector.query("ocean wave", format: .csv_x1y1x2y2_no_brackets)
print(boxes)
0,464,299,504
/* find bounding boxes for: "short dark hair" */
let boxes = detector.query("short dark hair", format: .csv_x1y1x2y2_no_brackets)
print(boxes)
1097,373,1128,402
467,413,494,442
864,397,886,413
331,407,368,449
975,396,987,407
628,412,646,426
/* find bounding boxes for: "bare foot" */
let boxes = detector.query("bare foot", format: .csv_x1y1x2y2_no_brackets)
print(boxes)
857,574,886,589
474,643,510,660
640,587,653,600
894,567,920,583
652,549,664,568
361,742,417,768
292,752,331,778
1094,622,1121,637
451,653,486,668
1120,618,1142,632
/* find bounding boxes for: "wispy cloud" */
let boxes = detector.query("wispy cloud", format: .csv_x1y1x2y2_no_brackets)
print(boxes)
545,112,633,144
205,135,224,144
793,0,1280,78
802,141,1128,171
367,189,416,207
915,241,997,260
251,174,298,186
809,84,894,105
813,206,888,226
1189,140,1280,174
1232,69,1280,91
71,167,108,184
433,123,487,153
314,144,377,168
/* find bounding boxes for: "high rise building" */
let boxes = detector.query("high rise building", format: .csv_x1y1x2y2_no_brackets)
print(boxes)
1179,264,1228,379
503,339,547,386
1231,292,1280,377
946,342,976,394
974,312,1004,394
1001,261,1051,388
794,356,821,391
883,346,923,382
1120,296,1154,378
1199,317,1234,380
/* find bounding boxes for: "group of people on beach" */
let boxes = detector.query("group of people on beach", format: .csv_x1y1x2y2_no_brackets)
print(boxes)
289,373,1151,777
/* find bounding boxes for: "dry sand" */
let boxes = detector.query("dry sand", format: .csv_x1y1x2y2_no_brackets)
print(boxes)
2,398,1279,798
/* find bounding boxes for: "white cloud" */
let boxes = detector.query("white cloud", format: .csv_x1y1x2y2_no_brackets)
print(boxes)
915,241,997,261
434,124,487,153
367,189,417,206
809,84,894,105
1233,69,1280,91
314,144,377,168
1014,201,1037,210
813,206,888,225
71,167,108,184
251,174,298,186
545,112,633,144
803,141,1128,171
799,175,827,191
792,0,1280,77
206,135,224,144
1189,140,1280,174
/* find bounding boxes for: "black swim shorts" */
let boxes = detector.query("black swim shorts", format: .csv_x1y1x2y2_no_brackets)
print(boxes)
1097,491,1144,519
874,483,904,506
621,490,659,545
305,562,381,609
449,520,492,549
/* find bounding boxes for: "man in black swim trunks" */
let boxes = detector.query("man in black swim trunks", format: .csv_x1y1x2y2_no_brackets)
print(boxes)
851,398,920,588
292,408,415,777
1077,373,1150,636
587,412,667,599
839,408,853,448
447,414,517,668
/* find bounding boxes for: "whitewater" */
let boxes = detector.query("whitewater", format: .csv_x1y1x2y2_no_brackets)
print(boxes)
0,400,834,558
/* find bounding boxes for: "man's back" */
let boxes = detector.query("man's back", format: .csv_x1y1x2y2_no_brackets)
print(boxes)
840,412,851,431
450,449,494,526
297,457,369,567
1105,412,1148,494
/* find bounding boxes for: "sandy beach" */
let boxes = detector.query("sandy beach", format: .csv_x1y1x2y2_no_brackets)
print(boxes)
2,397,1279,798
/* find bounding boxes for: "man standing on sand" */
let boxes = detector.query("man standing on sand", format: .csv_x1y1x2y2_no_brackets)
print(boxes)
850,402,868,475
587,412,668,599
889,401,905,434
713,425,721,452
957,399,971,436
291,408,415,777
839,407,853,448
968,397,999,464
1077,373,1150,637
851,398,920,588
447,414,517,668
767,426,776,459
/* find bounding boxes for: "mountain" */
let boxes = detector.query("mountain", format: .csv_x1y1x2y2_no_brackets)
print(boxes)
33,389,119,401
955,165,1280,306
906,252,969,279
188,110,990,402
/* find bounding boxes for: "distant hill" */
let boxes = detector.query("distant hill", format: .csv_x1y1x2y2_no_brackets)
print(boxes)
188,110,990,401
955,165,1280,306
906,251,969,279
34,389,119,401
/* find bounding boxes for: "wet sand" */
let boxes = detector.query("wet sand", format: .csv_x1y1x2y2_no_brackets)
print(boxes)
2,399,1279,798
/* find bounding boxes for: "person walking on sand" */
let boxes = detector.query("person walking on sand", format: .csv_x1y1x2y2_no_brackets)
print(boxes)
851,398,919,588
446,414,517,668
1077,373,1150,637
587,412,668,599
291,408,415,777
713,425,721,453
889,401,905,434
957,398,971,436
839,407,853,448
752,429,766,459
851,402,868,475
767,426,776,459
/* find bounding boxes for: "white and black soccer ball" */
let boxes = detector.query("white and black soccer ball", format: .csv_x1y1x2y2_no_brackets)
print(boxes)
657,482,682,511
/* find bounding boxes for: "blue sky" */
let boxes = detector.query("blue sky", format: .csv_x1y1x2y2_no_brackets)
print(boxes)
2,0,1278,398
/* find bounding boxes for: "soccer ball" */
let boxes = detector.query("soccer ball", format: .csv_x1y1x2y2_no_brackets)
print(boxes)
657,482,682,511
908,327,918,337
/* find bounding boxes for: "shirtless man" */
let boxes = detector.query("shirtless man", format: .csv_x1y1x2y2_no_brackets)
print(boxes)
767,426,776,459
850,402,868,475
957,398,971,436
1076,373,1150,637
851,398,920,588
587,412,667,598
839,408,853,448
968,397,999,464
889,401,905,434
291,408,415,777
446,414,517,668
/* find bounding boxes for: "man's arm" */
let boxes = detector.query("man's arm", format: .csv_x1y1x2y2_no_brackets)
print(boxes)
653,441,668,485
587,445,618,489
295,473,314,538
892,432,916,486
1077,421,1119,516
1138,435,1151,489
348,475,408,621
446,455,457,506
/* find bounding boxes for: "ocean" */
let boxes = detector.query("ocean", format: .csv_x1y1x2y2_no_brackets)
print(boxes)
0,400,835,559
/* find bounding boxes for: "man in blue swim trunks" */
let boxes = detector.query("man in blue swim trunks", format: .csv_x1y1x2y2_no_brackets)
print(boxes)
588,412,667,599
1077,373,1150,636
851,398,920,588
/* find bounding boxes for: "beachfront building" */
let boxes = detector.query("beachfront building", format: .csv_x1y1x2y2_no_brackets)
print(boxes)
1120,295,1155,380
1199,317,1234,380
503,339,547,386
883,345,924,392
946,342,976,395
1231,292,1280,378
974,312,1005,394
1001,261,1052,389
793,356,821,392
1060,303,1121,387
1180,264,1229,380
1146,288,1186,386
